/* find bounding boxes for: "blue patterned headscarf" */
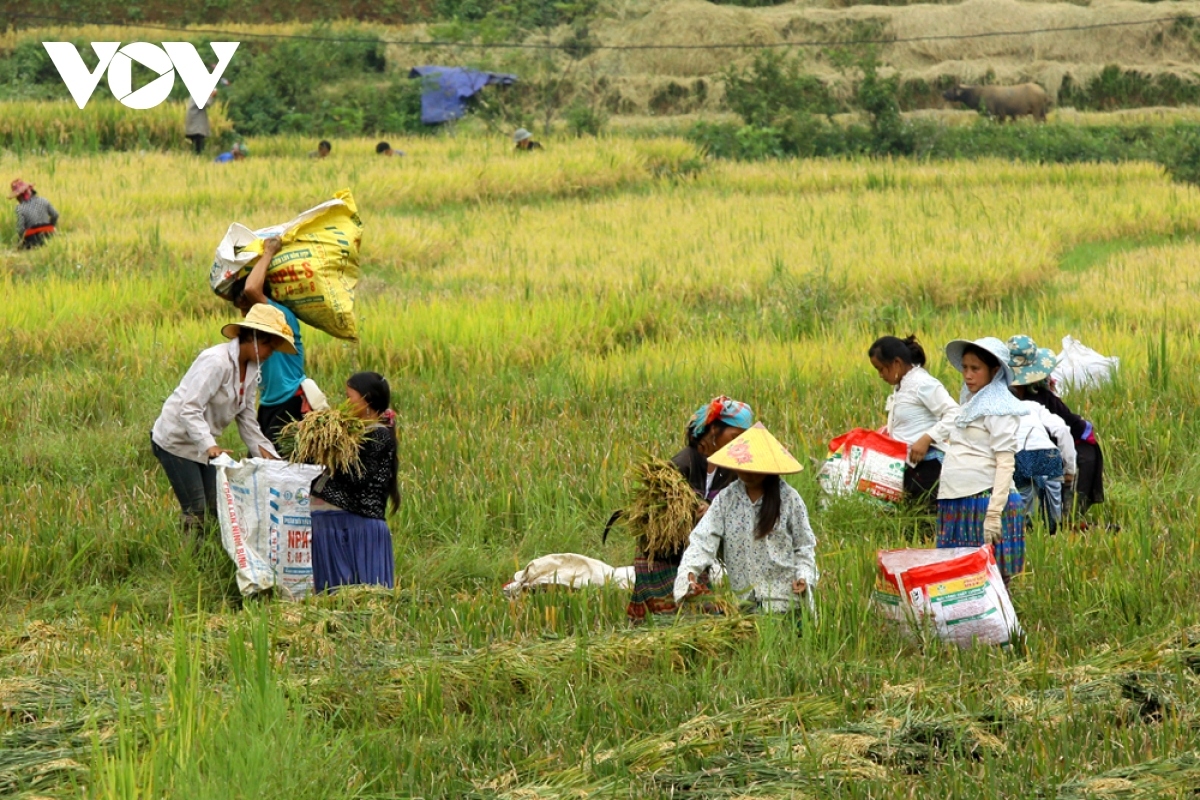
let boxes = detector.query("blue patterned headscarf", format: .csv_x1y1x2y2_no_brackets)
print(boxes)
944,337,1028,426
688,396,753,440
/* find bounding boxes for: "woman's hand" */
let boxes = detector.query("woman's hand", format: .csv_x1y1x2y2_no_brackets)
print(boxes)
262,236,283,258
908,434,933,465
686,572,705,597
983,512,1003,544
792,579,808,595
258,446,279,459
693,501,710,523
1063,472,1076,485
206,446,232,460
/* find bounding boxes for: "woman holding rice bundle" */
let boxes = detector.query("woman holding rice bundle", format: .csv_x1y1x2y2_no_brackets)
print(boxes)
937,337,1027,581
674,423,818,615
625,396,752,622
868,334,959,510
309,372,400,592
151,303,295,534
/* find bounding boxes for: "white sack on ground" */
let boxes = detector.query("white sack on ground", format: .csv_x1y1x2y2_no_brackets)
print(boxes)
503,553,634,597
1053,335,1119,395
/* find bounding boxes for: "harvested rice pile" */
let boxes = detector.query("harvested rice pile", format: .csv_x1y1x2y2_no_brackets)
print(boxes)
277,406,368,476
621,457,702,560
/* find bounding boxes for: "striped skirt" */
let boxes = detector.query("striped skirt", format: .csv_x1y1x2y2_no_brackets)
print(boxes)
937,491,1025,578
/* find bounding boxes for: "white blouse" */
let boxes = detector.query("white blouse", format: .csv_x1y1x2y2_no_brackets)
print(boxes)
938,413,1020,500
673,480,819,613
885,367,960,449
151,340,278,464
1017,400,1077,476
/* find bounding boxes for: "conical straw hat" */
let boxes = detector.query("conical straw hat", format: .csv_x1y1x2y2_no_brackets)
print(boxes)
707,422,803,475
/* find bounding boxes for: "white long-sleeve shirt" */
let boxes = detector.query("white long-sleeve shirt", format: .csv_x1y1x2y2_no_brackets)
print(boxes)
885,367,960,449
151,340,278,464
937,414,1020,500
673,480,818,613
1017,400,1077,476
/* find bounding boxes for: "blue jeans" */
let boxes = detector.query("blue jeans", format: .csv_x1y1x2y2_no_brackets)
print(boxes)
1017,476,1063,536
151,437,217,527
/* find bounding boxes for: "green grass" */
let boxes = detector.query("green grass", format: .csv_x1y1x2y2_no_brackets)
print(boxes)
3,143,1200,799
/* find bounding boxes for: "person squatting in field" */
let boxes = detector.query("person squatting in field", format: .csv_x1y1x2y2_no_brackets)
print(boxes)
151,304,296,534
9,178,58,249
675,423,819,616
868,335,960,511
1006,338,1077,537
625,396,753,622
936,337,1027,581
309,372,400,592
225,236,311,445
1007,335,1107,528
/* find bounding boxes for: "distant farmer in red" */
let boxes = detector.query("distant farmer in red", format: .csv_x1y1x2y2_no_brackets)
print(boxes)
9,179,59,249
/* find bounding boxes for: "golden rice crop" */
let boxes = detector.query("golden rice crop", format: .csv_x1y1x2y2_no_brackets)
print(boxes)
277,406,367,476
0,99,233,152
619,457,701,560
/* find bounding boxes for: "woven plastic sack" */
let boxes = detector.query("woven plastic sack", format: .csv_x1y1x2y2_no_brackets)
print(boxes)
214,456,324,600
873,546,1022,648
209,189,363,341
1052,335,1119,396
817,428,908,503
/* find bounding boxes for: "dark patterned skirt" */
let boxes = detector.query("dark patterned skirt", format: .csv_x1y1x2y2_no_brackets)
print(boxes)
311,510,395,593
626,551,683,622
937,490,1025,578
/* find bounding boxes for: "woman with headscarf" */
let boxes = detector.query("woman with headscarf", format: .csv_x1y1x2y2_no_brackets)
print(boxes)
625,396,753,622
937,337,1028,580
8,179,58,249
1007,335,1106,527
150,303,296,535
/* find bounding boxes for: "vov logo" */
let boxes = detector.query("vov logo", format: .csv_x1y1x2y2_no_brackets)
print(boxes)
42,42,239,110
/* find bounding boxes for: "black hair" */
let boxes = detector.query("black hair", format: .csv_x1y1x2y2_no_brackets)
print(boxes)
962,343,1002,372
686,419,735,449
375,141,391,154
347,372,401,513
755,475,782,539
868,334,926,367
318,140,331,151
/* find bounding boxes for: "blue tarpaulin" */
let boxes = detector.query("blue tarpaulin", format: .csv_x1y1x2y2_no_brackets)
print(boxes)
408,66,518,124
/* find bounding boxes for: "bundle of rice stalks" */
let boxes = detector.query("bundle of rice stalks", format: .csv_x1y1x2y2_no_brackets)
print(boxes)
277,406,368,476
621,457,702,560
1056,752,1200,798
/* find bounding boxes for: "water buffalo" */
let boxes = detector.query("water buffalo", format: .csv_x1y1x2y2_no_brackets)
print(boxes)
942,83,1050,122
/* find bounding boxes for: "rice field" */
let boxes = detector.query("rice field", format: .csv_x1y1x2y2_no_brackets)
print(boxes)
3,135,1200,798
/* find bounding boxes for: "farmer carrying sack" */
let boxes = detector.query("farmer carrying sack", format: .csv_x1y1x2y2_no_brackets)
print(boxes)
214,456,325,600
210,189,363,341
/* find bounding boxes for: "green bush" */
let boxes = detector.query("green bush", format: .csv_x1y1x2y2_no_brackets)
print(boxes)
1060,65,1200,110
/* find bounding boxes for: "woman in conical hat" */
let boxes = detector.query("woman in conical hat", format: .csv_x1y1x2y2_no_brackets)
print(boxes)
673,423,819,614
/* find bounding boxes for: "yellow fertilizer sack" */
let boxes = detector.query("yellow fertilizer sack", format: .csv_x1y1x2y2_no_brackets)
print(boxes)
210,189,363,341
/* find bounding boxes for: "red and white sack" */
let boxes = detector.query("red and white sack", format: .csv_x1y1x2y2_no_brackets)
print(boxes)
873,546,1022,648
214,456,324,600
818,428,908,503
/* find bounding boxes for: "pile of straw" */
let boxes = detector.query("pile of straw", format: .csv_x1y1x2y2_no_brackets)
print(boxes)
277,406,368,476
621,457,703,560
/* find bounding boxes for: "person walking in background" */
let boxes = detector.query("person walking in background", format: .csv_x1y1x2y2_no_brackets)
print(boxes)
513,128,542,151
311,140,331,158
150,304,296,535
1007,335,1107,528
868,334,959,510
9,179,58,249
310,372,400,592
936,337,1028,581
184,90,215,154
225,236,310,445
